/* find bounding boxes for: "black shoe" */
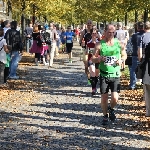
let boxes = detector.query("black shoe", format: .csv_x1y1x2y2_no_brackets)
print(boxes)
102,114,108,125
128,87,136,90
108,106,116,121
91,88,96,96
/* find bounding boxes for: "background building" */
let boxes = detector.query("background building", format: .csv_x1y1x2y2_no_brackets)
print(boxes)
0,0,12,21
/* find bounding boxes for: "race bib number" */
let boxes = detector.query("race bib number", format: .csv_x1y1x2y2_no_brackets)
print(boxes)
67,40,72,43
104,56,117,66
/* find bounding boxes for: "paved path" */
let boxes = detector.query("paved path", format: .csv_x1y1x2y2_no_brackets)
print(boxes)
0,43,150,150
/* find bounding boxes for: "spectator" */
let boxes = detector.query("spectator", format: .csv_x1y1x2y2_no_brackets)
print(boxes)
3,20,10,36
0,27,8,84
1,20,5,28
46,23,58,67
30,24,41,66
129,22,144,90
60,27,66,53
138,21,150,117
4,21,23,79
24,22,33,52
56,26,61,56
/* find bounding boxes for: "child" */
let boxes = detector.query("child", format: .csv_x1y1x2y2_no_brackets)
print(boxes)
4,53,11,83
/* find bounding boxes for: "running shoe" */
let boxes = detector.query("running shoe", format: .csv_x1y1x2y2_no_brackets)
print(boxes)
108,106,116,121
91,88,96,95
69,59,72,63
102,114,108,125
87,79,91,85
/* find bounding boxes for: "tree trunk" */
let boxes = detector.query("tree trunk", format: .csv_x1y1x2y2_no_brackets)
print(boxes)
32,4,35,25
135,10,138,23
135,10,138,33
21,14,24,39
125,12,127,26
144,9,148,23
117,17,119,22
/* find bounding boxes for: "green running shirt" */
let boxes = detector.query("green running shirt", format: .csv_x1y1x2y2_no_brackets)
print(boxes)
99,38,121,77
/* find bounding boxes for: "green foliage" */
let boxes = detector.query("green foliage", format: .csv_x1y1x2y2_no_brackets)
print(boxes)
8,0,150,24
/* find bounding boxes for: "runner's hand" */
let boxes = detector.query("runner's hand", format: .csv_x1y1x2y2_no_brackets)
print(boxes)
116,59,123,66
97,56,105,63
99,56,106,62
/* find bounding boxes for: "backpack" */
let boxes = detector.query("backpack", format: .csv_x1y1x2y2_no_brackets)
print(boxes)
6,30,21,51
126,37,133,55
44,32,51,45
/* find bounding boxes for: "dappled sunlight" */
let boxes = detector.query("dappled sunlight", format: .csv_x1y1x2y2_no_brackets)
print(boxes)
0,44,149,149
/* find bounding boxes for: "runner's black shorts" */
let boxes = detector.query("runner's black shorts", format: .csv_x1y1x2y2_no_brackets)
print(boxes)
95,63,100,69
99,75,120,94
66,43,73,53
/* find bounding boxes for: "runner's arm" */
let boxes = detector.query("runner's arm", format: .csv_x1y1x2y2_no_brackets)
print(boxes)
92,42,101,63
79,30,84,45
97,33,101,40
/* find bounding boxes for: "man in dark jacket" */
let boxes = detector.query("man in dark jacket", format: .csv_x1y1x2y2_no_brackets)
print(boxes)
4,21,23,79
129,22,145,89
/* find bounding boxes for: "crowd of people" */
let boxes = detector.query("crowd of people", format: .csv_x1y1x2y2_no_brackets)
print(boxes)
78,20,150,125
0,18,149,125
0,20,22,84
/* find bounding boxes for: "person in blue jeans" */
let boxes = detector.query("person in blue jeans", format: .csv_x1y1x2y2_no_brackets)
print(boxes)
60,27,66,53
129,22,145,89
4,21,23,79
129,56,139,89
24,23,33,53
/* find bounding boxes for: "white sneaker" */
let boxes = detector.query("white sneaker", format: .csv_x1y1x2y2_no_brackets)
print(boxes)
44,62,49,66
